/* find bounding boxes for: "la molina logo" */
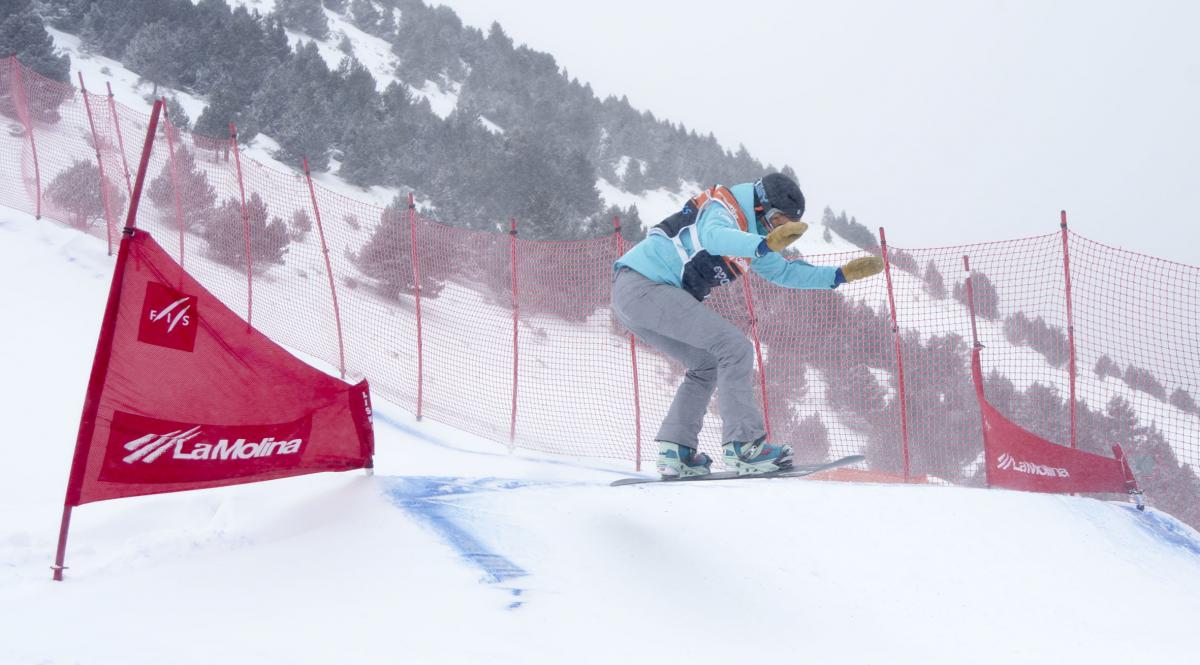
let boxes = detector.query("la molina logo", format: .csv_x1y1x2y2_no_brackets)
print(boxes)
996,452,1070,478
100,411,311,484
138,281,198,352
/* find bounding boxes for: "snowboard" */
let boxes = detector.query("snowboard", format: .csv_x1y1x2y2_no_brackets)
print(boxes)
610,454,866,487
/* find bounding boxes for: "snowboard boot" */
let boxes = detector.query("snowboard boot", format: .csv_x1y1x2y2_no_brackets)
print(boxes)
656,441,713,479
722,436,794,475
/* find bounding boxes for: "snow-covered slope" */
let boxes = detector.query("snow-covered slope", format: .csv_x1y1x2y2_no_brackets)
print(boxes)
3,209,1200,664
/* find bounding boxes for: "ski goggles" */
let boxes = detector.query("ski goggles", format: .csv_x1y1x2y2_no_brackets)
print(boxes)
758,207,792,231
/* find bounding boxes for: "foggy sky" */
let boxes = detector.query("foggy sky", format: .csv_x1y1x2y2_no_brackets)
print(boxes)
436,0,1200,265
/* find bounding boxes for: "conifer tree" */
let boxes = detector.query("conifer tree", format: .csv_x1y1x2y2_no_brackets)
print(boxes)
829,364,887,416
124,20,188,88
290,209,313,242
147,145,217,229
924,260,947,299
356,198,447,300
1169,388,1198,415
953,271,1000,319
0,0,70,82
203,193,289,268
276,0,330,39
45,160,126,230
163,97,191,130
195,87,251,141
1095,354,1121,380
1,1,72,122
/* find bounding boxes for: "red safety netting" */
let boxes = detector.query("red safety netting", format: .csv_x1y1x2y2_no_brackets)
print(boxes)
2,58,1197,522
884,235,1075,484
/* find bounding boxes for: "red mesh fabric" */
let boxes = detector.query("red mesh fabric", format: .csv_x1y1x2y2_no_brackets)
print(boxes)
0,61,35,215
1069,233,1200,517
513,234,636,456
412,217,515,442
2,59,1197,518
882,235,1074,485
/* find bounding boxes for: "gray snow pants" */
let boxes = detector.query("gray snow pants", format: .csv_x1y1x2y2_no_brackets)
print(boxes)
610,267,765,448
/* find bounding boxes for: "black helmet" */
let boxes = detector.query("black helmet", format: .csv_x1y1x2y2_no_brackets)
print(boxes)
753,173,806,227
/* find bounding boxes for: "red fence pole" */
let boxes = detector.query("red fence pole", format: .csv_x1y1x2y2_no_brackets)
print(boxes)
122,101,162,231
54,100,164,581
613,216,643,471
303,157,348,379
77,73,116,256
509,218,521,449
229,123,254,329
1060,211,1078,449
10,58,42,219
105,82,133,196
963,254,992,485
964,256,982,349
162,101,184,266
161,102,186,269
738,274,772,442
407,193,425,419
1112,444,1145,510
879,227,912,482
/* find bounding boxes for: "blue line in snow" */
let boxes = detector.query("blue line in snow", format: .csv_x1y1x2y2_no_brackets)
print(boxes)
1120,505,1200,557
382,476,531,585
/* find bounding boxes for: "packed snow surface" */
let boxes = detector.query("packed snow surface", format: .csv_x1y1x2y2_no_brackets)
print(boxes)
2,211,1200,664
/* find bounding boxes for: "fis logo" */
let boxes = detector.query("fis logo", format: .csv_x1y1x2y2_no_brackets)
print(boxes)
996,452,1070,478
138,282,199,352
150,296,191,332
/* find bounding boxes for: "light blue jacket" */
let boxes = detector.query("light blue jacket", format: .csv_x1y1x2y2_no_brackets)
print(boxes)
614,182,839,290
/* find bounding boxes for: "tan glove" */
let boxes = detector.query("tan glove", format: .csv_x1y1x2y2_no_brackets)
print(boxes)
765,221,808,252
841,256,885,282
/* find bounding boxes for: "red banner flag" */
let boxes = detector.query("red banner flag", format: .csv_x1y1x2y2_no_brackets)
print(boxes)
53,100,373,581
972,348,1130,495
64,229,374,507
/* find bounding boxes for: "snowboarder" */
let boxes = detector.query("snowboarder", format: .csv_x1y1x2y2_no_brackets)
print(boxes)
611,173,884,478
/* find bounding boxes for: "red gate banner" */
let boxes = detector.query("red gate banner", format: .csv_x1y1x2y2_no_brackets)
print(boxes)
972,348,1129,494
64,228,374,507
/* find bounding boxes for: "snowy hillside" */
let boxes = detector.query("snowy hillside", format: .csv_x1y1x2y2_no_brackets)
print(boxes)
46,26,409,210
4,211,1200,664
45,10,866,252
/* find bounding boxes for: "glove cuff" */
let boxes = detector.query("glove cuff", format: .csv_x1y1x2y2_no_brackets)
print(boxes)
834,267,847,287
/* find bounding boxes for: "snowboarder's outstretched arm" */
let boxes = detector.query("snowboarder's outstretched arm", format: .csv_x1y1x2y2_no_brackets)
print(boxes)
751,252,840,290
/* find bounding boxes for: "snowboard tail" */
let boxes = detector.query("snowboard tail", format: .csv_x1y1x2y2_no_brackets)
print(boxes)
611,454,866,487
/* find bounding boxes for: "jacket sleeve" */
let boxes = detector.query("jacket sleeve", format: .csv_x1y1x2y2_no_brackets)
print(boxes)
750,252,840,290
695,204,764,258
